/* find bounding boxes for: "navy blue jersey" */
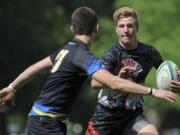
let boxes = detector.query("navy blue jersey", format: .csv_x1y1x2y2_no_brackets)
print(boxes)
97,42,163,110
29,39,103,121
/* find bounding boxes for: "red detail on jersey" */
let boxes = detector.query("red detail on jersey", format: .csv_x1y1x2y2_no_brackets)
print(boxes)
122,59,143,73
85,119,99,135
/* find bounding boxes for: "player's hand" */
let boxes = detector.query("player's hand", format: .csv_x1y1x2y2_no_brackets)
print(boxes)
0,87,15,108
153,89,177,102
170,80,180,93
118,66,135,79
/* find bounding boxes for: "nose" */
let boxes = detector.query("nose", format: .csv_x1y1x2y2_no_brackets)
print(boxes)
124,26,128,32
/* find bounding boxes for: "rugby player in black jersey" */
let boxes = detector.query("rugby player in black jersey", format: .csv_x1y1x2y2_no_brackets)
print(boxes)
0,7,177,135
85,7,178,135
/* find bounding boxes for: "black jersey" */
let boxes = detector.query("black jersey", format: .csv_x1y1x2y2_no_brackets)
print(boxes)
97,42,163,110
29,39,103,121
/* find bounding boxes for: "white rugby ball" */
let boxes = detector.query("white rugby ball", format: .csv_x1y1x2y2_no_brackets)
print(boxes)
156,60,179,90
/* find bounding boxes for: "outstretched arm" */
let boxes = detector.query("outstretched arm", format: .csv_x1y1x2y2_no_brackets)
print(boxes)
92,69,177,102
91,66,134,89
0,56,53,106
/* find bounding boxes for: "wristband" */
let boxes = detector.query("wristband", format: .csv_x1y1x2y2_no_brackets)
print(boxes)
148,88,155,96
8,84,17,93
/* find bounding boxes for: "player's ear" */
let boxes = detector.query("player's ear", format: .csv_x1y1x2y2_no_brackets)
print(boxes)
115,27,118,34
70,25,75,33
95,24,99,33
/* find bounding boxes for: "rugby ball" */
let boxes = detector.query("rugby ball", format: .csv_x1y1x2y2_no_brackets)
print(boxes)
156,60,179,90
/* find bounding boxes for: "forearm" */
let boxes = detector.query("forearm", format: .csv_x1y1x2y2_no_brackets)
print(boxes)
92,70,151,95
10,66,41,90
112,76,150,95
9,57,52,91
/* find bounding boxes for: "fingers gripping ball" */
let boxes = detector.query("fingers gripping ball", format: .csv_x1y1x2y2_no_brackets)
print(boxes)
156,60,179,90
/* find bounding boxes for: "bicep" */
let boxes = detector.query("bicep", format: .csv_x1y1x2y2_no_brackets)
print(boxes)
92,69,115,90
31,56,53,74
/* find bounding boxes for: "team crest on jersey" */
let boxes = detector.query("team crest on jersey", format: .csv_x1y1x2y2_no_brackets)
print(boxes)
121,59,143,81
122,59,143,73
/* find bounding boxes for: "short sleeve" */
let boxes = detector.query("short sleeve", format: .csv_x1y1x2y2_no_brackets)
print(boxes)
72,48,104,76
101,48,117,72
150,47,163,68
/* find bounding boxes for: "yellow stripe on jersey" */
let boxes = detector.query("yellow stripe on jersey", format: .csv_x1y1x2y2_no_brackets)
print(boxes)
32,107,65,118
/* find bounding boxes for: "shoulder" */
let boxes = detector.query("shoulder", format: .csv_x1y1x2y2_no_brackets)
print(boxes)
138,42,160,53
103,42,120,55
101,42,120,66
139,42,162,65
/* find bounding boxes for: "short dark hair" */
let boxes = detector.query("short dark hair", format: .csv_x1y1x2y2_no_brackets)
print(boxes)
71,7,98,35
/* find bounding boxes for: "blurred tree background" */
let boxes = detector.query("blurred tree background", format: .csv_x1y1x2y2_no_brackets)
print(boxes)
0,0,180,135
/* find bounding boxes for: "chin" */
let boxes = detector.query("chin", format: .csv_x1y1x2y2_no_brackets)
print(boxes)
121,38,130,42
121,41,131,45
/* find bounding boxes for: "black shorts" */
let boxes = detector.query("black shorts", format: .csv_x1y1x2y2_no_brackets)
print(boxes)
85,104,151,135
27,116,67,135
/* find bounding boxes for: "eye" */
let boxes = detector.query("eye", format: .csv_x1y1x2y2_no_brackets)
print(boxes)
118,24,124,28
127,24,135,28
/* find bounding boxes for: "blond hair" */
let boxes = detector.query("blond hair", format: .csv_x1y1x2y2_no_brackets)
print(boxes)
113,7,139,29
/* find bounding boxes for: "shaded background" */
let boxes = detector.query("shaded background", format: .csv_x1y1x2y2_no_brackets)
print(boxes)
0,0,180,135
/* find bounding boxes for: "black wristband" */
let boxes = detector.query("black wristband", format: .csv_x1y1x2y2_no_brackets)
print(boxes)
148,88,153,95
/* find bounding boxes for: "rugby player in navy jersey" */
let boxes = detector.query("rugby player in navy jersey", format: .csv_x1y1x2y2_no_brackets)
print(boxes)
0,7,177,135
85,7,176,135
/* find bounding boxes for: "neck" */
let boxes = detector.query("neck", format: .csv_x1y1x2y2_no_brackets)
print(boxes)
119,40,138,50
74,35,93,48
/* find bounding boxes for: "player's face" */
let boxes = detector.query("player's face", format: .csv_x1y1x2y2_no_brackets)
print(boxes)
115,16,137,47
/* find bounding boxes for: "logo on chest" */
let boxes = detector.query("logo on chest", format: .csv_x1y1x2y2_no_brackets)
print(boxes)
122,59,143,73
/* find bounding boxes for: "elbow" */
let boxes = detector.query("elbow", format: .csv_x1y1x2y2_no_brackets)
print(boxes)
91,81,100,90
91,85,98,90
91,82,96,89
91,85,100,90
